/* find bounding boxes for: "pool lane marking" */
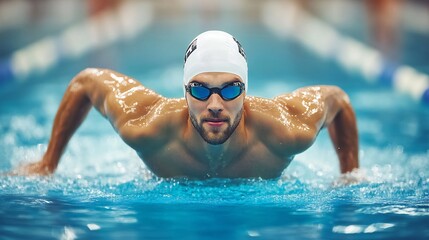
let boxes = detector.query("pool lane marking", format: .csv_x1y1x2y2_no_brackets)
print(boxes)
262,1,429,105
311,0,429,36
0,1,153,84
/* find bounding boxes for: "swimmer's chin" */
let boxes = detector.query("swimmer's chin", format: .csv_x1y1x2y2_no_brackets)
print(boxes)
332,168,367,187
201,136,229,145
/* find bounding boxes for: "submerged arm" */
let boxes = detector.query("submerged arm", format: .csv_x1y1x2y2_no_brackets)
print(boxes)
14,68,161,175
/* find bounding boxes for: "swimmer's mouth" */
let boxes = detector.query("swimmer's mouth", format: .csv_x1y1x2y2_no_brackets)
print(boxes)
203,118,228,126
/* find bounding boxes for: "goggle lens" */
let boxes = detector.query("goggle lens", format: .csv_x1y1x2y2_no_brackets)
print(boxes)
186,82,245,101
190,85,211,100
221,84,242,100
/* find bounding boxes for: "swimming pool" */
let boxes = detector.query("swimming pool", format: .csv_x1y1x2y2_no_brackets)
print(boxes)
1,3,429,240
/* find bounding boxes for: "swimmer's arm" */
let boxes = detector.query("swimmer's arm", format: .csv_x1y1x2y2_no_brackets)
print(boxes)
276,86,359,173
321,86,359,173
14,68,162,175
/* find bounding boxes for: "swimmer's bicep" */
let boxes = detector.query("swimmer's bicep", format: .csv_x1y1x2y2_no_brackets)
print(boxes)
275,88,326,125
81,69,163,130
65,68,162,150
273,86,350,153
284,86,351,129
319,86,351,128
273,89,330,145
103,92,164,134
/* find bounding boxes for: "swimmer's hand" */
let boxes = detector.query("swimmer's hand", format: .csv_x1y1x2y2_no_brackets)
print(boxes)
9,160,54,176
332,168,366,186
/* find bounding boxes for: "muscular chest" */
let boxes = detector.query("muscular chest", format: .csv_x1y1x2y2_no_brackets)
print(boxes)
138,141,291,179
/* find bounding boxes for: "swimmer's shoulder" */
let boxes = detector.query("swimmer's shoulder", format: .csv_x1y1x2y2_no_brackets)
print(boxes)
156,97,189,124
118,97,188,148
135,97,188,130
273,87,326,117
243,95,292,139
244,94,319,154
245,88,325,119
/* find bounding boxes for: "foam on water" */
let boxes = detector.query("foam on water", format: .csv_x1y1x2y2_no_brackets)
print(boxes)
1,122,429,239
1,113,428,206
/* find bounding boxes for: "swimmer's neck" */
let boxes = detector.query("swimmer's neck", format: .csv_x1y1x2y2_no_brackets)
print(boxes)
203,127,245,171
187,116,247,170
204,143,227,170
203,139,235,172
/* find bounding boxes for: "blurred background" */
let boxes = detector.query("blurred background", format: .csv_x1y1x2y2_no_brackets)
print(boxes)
0,0,428,96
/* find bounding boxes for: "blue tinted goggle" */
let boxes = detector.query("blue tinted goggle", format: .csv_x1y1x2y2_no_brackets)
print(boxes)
185,82,245,101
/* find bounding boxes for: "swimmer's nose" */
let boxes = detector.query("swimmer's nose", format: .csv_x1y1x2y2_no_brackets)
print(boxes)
207,93,223,115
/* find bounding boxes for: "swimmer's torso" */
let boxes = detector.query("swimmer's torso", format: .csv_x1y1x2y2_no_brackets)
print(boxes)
136,132,293,179
88,69,323,179
119,96,317,179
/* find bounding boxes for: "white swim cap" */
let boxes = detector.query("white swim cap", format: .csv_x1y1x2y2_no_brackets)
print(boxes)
183,30,248,91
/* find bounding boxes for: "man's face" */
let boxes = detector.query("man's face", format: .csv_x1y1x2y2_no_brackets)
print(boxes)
186,72,245,145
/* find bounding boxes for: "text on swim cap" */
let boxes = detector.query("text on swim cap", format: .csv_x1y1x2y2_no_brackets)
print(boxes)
184,39,197,63
233,37,246,60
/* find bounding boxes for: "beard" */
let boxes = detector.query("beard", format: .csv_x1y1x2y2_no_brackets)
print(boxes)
190,108,243,145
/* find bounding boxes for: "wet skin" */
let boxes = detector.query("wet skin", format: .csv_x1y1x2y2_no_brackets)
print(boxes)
15,68,359,179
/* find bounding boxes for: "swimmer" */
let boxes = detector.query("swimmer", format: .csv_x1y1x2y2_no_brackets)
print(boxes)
14,30,359,179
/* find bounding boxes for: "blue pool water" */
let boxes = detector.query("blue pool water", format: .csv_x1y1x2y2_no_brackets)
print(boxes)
1,21,429,240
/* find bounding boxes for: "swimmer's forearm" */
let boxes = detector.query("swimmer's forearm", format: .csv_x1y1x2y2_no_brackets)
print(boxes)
42,70,93,173
328,101,359,173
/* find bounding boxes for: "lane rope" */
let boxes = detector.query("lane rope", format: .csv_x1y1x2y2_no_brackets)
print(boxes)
261,1,429,105
0,1,153,85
